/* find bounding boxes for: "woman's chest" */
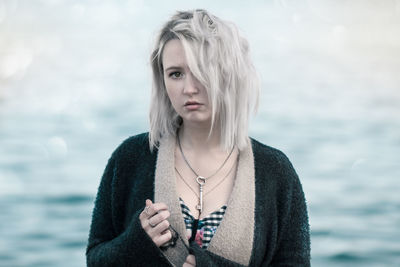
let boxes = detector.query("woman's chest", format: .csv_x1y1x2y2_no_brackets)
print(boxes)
175,164,236,220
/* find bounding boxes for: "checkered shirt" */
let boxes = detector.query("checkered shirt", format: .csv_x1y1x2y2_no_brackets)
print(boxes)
179,197,227,249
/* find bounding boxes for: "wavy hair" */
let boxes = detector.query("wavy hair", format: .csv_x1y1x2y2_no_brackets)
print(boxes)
149,9,259,151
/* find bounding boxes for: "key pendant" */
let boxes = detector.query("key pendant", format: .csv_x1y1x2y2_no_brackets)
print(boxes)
196,176,206,213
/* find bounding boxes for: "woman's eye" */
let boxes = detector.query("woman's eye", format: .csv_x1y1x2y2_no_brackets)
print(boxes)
169,72,183,79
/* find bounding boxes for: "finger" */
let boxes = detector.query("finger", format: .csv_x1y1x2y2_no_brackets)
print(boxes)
186,254,196,265
140,201,169,233
140,199,153,220
144,202,169,218
154,229,172,247
150,202,169,213
148,219,170,237
141,200,168,218
148,210,170,227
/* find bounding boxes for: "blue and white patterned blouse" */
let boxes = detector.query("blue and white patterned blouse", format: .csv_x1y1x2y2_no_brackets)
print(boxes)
179,197,227,249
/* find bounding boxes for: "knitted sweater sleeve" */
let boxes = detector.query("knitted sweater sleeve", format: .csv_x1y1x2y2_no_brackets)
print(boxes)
85,155,171,267
269,154,311,267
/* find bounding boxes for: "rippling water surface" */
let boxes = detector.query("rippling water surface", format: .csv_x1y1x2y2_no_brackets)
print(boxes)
1,1,399,266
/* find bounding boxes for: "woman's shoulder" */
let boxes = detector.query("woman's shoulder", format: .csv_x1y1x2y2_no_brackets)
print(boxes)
249,137,299,184
119,132,150,147
109,132,154,161
250,137,293,167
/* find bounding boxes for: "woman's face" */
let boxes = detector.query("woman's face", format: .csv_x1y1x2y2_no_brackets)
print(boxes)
162,39,211,127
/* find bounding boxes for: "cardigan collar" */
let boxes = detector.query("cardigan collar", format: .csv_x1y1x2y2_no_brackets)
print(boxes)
154,134,255,266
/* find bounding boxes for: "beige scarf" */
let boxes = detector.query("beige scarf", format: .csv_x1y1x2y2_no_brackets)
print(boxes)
154,135,255,266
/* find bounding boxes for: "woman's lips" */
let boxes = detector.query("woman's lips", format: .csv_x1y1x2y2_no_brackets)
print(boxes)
184,101,202,110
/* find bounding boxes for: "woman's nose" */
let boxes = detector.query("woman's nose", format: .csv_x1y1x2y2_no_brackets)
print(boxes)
183,73,199,95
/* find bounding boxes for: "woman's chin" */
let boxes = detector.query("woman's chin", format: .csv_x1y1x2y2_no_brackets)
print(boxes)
181,115,211,126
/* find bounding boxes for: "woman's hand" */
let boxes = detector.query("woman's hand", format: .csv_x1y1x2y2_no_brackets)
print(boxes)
139,199,172,247
183,254,196,266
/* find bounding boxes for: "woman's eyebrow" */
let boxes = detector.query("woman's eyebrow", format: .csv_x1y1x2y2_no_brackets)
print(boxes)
164,66,184,72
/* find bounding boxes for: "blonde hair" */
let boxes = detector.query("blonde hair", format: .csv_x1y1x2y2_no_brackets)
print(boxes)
149,9,259,151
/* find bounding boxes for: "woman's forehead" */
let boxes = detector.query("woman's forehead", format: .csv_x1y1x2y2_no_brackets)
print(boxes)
162,39,189,70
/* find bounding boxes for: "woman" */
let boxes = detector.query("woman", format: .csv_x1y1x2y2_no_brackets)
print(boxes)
86,9,310,267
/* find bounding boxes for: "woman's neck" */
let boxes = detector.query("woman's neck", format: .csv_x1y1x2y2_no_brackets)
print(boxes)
178,122,222,152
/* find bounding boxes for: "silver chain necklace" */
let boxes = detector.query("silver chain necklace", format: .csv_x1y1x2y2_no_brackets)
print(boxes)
177,132,234,214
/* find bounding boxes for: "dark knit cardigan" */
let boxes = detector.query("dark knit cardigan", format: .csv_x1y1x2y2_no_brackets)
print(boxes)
86,133,310,266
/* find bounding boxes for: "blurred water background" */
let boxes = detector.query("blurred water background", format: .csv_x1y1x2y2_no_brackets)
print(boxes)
0,0,399,266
